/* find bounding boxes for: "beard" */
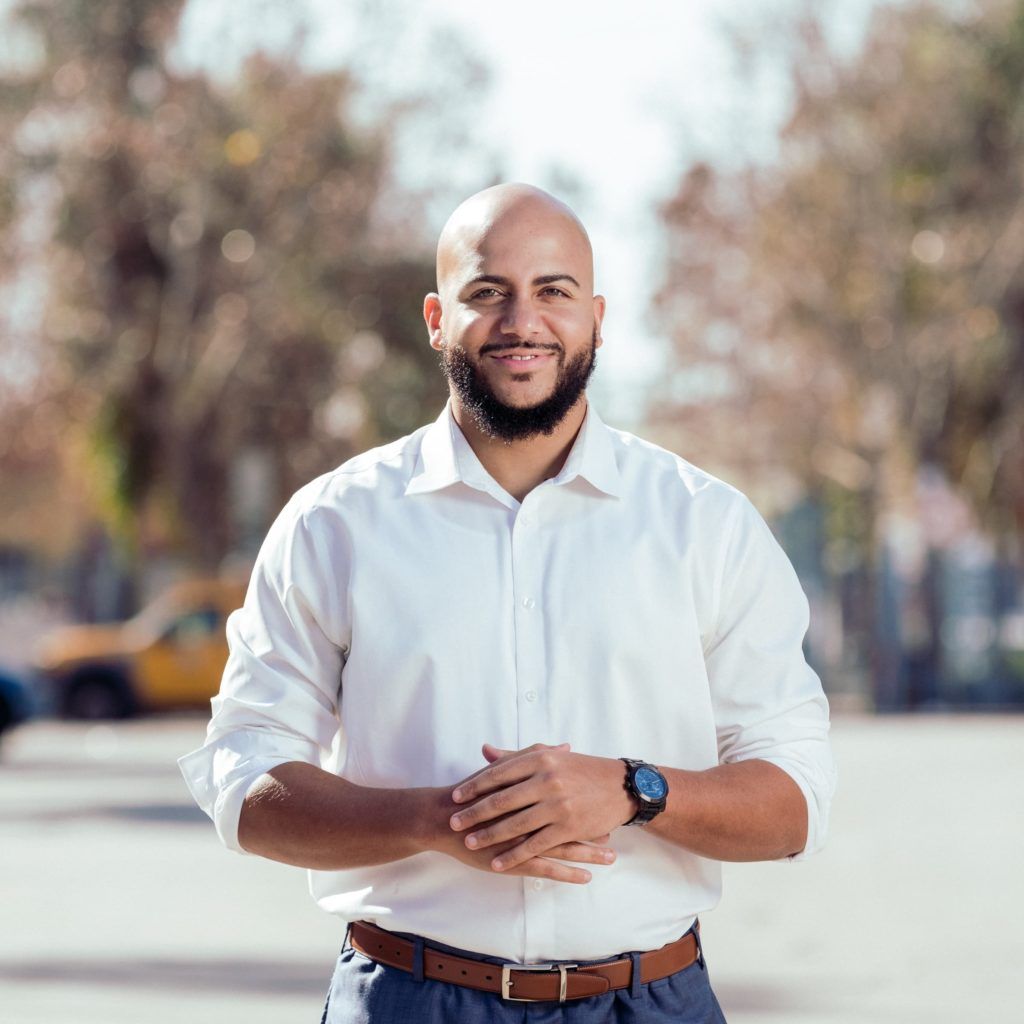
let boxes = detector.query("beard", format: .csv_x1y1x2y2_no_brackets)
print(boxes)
438,328,599,443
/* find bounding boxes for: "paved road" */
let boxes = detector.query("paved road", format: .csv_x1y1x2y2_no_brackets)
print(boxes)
0,713,1020,1023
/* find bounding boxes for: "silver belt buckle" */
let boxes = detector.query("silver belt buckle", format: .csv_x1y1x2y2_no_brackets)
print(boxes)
500,961,579,1002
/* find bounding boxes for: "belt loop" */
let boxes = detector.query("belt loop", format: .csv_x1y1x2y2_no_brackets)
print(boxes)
412,935,425,983
693,919,706,971
343,922,352,952
629,951,642,998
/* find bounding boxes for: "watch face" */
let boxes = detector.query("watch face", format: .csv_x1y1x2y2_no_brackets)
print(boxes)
634,766,667,801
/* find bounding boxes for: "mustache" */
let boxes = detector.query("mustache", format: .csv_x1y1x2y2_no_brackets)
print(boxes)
479,341,562,355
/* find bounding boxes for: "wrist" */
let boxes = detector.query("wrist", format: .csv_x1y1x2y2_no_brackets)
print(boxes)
410,786,459,855
603,756,640,828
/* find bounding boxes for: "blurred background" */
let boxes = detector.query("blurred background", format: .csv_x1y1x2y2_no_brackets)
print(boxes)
1,1,1021,1022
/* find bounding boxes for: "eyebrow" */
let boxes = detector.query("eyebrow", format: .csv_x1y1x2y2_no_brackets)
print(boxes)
464,273,581,290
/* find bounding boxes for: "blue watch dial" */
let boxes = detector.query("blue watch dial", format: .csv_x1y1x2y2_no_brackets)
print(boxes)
634,766,667,801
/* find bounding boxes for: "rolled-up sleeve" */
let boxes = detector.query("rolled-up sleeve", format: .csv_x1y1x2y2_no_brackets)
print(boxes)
704,493,837,861
177,491,348,854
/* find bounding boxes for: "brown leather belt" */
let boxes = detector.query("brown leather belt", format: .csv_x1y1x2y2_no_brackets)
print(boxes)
348,920,701,1003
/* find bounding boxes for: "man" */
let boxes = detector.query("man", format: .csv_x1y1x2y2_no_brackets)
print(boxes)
179,183,836,1023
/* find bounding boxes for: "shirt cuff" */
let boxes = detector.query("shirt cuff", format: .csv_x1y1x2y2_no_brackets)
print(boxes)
178,730,321,855
756,754,837,863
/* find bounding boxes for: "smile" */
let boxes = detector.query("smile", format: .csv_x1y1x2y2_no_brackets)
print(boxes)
489,352,556,366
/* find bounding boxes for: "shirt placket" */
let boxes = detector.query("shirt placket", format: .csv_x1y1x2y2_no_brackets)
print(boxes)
510,487,556,962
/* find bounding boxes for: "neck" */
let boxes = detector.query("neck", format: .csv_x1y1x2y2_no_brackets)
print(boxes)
450,395,588,503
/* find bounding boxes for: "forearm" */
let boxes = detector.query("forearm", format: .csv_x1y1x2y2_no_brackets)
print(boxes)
647,759,807,861
237,761,453,870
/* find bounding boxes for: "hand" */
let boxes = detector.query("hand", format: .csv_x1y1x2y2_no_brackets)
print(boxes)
449,743,637,874
434,825,614,884
434,743,617,884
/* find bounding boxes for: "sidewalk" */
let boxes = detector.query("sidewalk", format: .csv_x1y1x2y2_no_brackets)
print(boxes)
704,714,1023,1022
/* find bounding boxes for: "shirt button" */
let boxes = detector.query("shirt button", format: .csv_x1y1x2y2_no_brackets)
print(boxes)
532,879,544,891
522,597,535,610
525,690,538,703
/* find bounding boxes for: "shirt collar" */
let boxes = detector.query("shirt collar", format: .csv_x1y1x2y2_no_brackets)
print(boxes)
405,398,622,500
550,400,622,498
404,401,462,496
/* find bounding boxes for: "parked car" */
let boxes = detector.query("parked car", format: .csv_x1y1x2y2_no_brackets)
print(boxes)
0,666,36,738
34,578,247,720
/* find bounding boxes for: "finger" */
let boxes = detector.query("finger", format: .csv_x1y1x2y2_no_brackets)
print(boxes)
454,745,568,803
510,857,592,885
450,760,501,792
450,779,542,832
452,743,551,794
463,804,548,850
544,841,617,865
451,744,540,791
482,741,568,764
492,824,565,873
452,757,536,804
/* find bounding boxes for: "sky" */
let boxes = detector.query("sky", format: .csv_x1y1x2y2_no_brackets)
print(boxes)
173,0,899,423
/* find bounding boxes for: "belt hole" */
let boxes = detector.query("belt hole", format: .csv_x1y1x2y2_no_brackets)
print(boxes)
461,970,467,976
485,975,492,981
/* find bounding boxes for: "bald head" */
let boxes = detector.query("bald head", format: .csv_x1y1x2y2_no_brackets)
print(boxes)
435,183,595,301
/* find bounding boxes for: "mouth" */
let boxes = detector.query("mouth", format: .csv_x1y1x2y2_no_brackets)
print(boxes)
487,350,557,369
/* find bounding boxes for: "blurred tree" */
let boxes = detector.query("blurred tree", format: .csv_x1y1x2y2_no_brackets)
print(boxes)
0,0,467,573
651,0,1024,697
655,1,1024,528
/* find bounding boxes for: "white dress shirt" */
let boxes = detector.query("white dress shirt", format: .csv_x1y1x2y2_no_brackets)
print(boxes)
178,397,836,962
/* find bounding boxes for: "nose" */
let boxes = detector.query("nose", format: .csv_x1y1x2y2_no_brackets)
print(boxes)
499,295,541,338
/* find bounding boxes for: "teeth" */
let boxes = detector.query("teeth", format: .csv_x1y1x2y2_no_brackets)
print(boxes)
506,355,536,360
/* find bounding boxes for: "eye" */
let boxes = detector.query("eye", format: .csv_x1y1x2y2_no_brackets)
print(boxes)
469,287,502,300
541,287,570,297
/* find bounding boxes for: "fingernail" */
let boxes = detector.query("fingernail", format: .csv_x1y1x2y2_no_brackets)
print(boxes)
450,814,462,829
452,788,463,802
492,857,505,870
603,850,615,862
466,835,478,849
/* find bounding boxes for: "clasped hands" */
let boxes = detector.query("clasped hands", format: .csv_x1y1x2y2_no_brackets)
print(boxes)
438,741,637,885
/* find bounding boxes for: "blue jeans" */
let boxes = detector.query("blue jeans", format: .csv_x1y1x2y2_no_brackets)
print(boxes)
319,922,728,1023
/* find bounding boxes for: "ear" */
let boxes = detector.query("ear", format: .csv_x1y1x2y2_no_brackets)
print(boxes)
592,294,607,349
424,293,444,351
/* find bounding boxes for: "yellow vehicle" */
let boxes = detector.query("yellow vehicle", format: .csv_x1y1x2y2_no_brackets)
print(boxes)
35,578,247,719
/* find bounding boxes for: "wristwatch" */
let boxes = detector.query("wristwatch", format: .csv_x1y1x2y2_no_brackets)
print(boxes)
620,758,669,826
